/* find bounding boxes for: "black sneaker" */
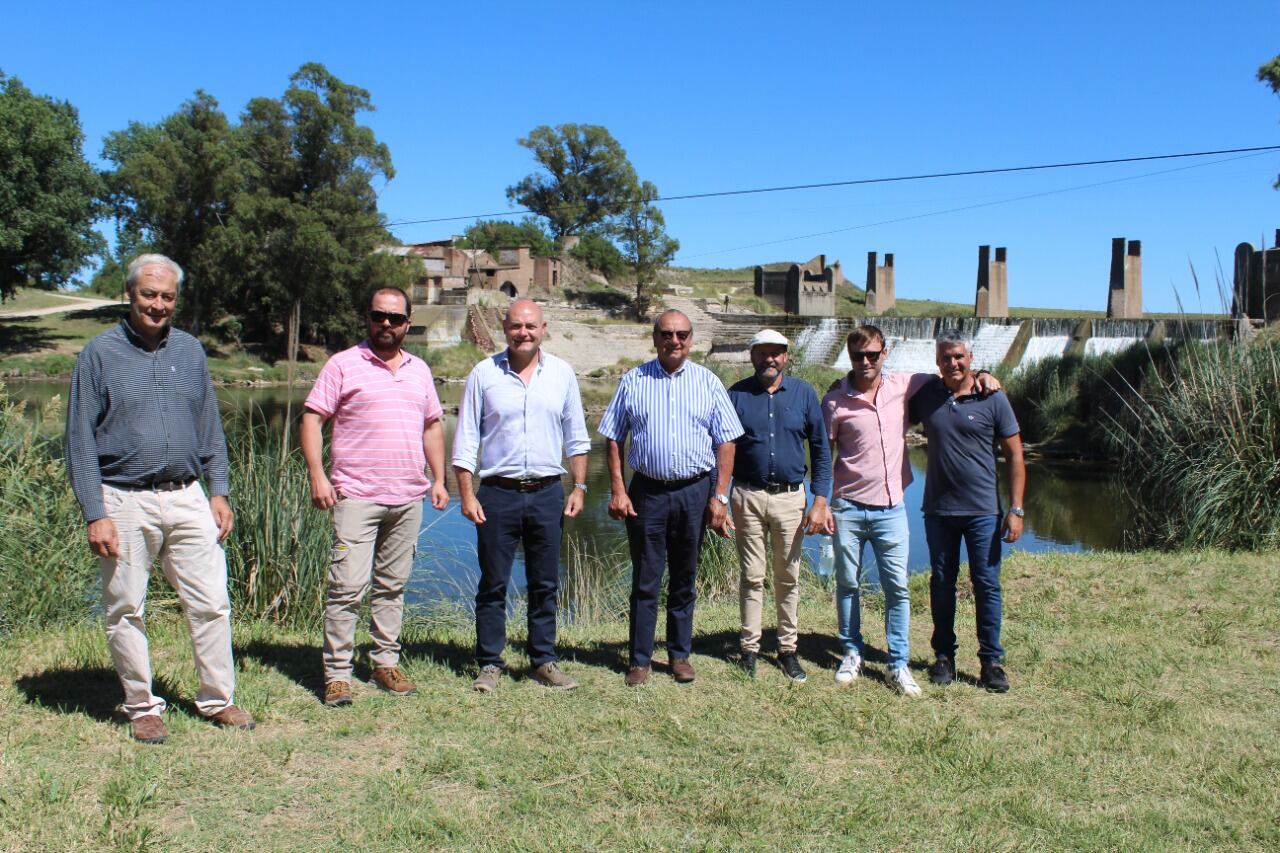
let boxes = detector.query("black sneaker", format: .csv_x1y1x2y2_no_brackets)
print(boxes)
778,652,807,683
929,654,955,686
738,651,757,677
980,660,1009,693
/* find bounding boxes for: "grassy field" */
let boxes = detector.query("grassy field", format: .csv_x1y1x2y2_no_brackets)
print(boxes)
0,287,109,314
1,549,1275,851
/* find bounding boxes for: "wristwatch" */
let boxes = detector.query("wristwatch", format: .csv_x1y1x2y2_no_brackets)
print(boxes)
1007,506,1025,518
574,483,588,492
714,493,729,506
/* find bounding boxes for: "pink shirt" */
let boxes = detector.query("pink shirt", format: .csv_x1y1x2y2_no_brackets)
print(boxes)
821,372,933,507
305,342,444,505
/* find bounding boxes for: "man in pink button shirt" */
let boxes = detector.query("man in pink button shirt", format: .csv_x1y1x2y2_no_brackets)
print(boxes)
301,287,449,707
821,324,998,696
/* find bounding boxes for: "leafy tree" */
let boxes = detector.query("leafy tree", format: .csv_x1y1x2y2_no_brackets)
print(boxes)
457,216,556,257
1260,54,1280,188
569,232,627,281
506,124,639,238
102,91,243,329
0,71,104,299
613,181,679,318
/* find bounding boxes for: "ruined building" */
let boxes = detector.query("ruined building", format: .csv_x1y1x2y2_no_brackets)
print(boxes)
753,254,840,316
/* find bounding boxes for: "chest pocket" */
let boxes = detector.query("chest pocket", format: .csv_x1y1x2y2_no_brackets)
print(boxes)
781,403,807,434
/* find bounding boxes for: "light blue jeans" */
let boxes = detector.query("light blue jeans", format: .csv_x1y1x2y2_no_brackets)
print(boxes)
831,498,911,669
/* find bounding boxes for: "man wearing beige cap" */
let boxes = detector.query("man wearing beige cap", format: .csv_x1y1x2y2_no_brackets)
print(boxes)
727,329,831,681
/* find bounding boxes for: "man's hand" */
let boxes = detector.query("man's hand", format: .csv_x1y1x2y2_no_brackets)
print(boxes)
310,473,337,510
706,499,734,538
974,371,1003,395
210,495,234,542
563,487,584,518
460,493,486,525
429,480,449,511
802,497,830,535
608,490,637,521
87,518,120,558
1002,512,1024,543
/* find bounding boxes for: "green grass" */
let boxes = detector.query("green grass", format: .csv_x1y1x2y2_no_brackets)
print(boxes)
1,549,1276,850
406,341,486,382
0,287,106,314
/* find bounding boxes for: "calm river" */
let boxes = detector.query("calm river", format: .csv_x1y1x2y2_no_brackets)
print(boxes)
12,380,1127,603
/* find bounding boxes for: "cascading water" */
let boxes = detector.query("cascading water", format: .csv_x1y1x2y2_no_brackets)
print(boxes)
794,318,842,365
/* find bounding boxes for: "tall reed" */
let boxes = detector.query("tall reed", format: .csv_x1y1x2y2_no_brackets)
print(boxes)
0,385,96,634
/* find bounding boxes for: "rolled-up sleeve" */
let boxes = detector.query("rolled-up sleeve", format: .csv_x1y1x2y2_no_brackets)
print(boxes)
562,370,591,457
65,348,106,522
451,366,484,473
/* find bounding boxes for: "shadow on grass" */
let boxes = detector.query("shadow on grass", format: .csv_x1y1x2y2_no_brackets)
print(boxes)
14,666,198,721
237,639,326,699
0,319,60,354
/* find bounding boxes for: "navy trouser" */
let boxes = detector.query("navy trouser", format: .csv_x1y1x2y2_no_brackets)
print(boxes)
924,513,1005,663
474,481,564,668
625,474,712,669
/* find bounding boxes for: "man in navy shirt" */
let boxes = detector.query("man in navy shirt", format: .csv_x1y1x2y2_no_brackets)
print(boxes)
727,329,831,681
910,329,1026,693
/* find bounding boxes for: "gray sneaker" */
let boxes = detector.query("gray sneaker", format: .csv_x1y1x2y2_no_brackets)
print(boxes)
531,662,579,690
472,664,503,693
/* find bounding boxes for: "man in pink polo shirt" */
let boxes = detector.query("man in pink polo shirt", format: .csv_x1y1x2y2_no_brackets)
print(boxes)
301,287,449,707
821,324,998,696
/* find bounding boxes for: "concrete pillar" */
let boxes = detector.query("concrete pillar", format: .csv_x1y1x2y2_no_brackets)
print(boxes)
992,247,1009,317
1232,242,1253,318
882,254,895,313
974,245,991,316
1107,237,1143,319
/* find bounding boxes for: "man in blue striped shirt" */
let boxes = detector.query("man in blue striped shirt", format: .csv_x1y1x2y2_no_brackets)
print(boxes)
599,309,743,686
453,299,591,693
65,254,253,744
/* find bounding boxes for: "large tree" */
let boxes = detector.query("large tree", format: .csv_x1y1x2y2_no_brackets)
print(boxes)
506,124,639,238
614,181,679,318
1260,54,1280,188
0,71,104,299
102,91,243,329
457,216,556,257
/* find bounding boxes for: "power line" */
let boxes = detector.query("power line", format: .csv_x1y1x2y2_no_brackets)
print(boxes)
379,144,1280,233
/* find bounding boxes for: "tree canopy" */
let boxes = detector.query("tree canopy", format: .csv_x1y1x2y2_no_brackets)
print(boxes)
457,216,556,257
613,181,679,318
506,124,639,238
0,71,104,299
1260,54,1280,188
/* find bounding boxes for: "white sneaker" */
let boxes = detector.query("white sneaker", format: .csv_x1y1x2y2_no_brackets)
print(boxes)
889,666,922,697
834,652,862,685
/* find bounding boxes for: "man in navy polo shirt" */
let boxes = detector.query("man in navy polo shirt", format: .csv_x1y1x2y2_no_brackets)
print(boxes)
727,329,831,681
910,329,1026,693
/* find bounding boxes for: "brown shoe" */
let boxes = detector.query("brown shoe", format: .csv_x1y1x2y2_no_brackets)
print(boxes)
206,705,256,730
670,657,696,683
371,666,418,697
473,664,503,693
531,662,579,690
624,665,650,687
323,680,353,707
130,714,168,744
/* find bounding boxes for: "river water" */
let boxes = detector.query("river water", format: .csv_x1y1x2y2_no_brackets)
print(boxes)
10,380,1127,603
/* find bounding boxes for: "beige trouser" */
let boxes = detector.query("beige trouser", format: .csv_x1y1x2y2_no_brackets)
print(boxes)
323,497,422,682
99,482,235,720
732,485,807,654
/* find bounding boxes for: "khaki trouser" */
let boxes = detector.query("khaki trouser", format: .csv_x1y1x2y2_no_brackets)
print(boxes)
99,482,235,720
323,497,422,682
731,485,807,654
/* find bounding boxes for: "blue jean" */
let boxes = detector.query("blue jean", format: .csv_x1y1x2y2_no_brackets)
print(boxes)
831,498,911,669
924,514,1004,663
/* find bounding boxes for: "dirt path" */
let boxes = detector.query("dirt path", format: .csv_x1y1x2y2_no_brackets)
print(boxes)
0,295,122,319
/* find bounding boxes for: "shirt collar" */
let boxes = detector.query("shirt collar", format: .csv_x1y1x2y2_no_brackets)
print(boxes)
496,348,544,374
119,317,171,350
358,340,412,367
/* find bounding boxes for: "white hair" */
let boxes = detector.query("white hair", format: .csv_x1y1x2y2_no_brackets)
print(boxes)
126,254,184,292
935,328,972,352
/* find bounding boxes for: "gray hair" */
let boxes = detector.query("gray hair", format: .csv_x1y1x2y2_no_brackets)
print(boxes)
935,328,972,352
126,254,184,292
653,309,691,334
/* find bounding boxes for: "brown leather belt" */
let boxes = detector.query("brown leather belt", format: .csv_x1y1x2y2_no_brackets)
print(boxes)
481,475,560,493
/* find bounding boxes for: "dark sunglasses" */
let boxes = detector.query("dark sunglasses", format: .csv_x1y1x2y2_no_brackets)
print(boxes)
368,310,409,326
657,329,691,341
848,349,884,362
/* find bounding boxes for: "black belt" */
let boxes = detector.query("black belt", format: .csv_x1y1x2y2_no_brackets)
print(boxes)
636,471,710,489
114,477,197,493
481,475,560,493
741,481,802,494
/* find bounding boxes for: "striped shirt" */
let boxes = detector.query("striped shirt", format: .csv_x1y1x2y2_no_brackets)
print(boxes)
452,349,591,479
598,358,743,480
821,372,933,506
65,319,230,523
305,342,444,505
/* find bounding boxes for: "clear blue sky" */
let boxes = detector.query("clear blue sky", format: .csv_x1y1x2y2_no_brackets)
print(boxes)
7,1,1278,312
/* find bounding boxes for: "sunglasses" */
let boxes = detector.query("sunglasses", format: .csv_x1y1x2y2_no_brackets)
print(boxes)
368,310,409,326
848,349,884,362
657,329,691,341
